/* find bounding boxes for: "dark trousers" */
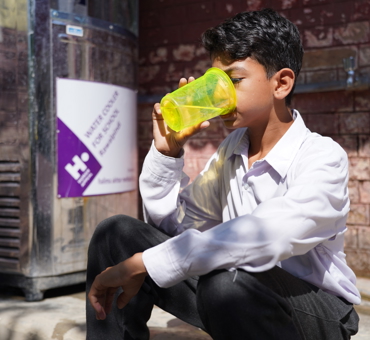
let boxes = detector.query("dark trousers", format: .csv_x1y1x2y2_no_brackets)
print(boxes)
86,215,359,340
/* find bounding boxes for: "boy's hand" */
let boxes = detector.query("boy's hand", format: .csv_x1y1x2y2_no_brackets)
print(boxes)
153,77,210,158
88,253,147,320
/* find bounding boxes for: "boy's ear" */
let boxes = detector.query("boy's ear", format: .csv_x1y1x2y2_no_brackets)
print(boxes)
273,68,295,100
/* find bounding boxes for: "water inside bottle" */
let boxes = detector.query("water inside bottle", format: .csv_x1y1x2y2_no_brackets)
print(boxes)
162,105,223,132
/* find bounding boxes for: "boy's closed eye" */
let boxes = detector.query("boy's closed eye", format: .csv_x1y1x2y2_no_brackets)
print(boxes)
230,78,244,84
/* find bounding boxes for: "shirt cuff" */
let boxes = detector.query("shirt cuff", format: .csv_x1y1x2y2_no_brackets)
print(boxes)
144,141,185,182
142,238,185,288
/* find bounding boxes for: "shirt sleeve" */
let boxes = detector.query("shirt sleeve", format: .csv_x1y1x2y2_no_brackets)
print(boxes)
139,141,223,236
142,138,350,288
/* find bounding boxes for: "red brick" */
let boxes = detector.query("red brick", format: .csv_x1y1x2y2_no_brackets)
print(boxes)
139,0,174,11
359,181,370,204
332,135,358,157
302,113,339,135
354,90,370,111
173,0,208,4
304,27,333,48
140,27,181,46
290,7,320,28
163,61,186,82
352,0,370,21
186,1,215,23
358,226,370,249
180,19,221,44
246,0,275,11
215,0,244,18
359,44,370,66
294,91,354,114
139,64,161,85
359,65,370,79
274,0,300,10
138,103,154,121
339,112,370,134
320,2,353,26
345,249,370,276
138,44,153,67
302,47,357,70
172,44,197,61
348,180,360,203
139,9,159,29
291,3,353,28
162,5,189,27
305,69,337,83
334,21,370,45
349,157,370,180
138,120,154,141
183,59,212,79
148,85,173,95
347,203,369,225
359,136,370,157
302,0,331,6
344,226,358,248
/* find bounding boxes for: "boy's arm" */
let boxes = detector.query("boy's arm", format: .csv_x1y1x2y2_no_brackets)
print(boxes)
143,139,350,288
151,78,210,158
140,139,223,235
140,77,220,235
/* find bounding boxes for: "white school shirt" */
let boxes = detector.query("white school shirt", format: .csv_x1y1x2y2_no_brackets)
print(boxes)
140,110,361,305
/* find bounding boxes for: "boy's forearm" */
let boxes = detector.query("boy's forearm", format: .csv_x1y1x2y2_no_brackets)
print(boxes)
139,141,186,231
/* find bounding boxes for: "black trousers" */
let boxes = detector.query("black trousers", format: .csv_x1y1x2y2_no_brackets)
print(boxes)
85,215,359,340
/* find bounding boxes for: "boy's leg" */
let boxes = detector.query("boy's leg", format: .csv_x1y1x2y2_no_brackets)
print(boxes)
196,267,359,340
85,215,204,340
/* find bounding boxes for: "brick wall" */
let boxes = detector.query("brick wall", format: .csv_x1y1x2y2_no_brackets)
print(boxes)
139,0,370,277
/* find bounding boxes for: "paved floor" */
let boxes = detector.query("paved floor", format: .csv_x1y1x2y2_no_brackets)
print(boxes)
0,278,369,340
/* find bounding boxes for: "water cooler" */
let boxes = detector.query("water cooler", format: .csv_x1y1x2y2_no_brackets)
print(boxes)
0,0,138,300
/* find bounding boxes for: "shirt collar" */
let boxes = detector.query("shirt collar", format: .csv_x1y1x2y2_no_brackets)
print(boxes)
231,110,309,178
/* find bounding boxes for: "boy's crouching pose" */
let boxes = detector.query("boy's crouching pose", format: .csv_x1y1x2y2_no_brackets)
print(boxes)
86,8,360,340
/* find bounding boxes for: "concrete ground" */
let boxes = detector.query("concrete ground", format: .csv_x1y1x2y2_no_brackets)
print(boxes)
0,278,369,340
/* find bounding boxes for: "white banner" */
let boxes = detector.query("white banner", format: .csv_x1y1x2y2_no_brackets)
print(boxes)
57,78,137,197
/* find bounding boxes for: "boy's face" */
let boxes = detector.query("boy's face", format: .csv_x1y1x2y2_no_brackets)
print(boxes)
212,56,277,130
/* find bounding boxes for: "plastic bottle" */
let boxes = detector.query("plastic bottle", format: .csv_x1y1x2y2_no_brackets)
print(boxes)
160,68,237,132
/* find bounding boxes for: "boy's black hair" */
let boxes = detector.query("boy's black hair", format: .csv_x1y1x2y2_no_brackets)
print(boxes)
201,8,304,105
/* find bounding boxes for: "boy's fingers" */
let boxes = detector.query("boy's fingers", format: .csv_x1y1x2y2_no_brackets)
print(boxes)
152,103,163,120
88,292,107,320
103,288,117,315
175,120,210,143
178,77,187,88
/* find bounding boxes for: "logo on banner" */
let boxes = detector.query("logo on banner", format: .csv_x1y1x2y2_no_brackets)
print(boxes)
57,118,102,198
65,152,93,188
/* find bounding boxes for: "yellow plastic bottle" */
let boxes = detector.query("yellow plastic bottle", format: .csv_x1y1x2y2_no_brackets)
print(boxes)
160,68,237,132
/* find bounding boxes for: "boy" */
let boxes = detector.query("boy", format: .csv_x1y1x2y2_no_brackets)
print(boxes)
87,8,360,339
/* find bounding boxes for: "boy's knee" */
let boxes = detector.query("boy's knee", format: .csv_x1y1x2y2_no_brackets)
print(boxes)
89,214,139,251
